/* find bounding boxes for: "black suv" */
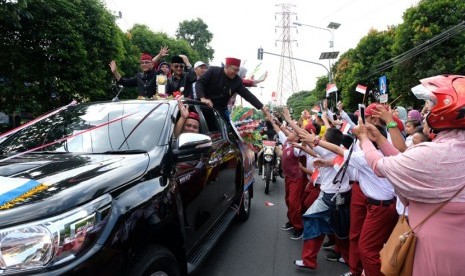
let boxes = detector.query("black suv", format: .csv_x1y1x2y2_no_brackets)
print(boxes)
0,99,255,275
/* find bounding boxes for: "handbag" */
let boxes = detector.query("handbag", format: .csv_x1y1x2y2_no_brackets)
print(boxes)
380,186,465,276
379,212,416,276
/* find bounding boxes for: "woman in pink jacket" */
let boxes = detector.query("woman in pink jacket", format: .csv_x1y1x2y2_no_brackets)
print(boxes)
353,75,465,276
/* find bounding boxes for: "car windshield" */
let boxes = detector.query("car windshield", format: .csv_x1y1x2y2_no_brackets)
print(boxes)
0,102,169,155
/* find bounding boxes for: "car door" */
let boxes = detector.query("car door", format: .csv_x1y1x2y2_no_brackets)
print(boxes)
174,108,218,250
198,107,239,214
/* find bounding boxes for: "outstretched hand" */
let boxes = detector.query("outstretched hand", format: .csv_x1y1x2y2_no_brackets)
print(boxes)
262,106,271,119
158,46,169,57
200,97,213,108
177,98,189,119
352,118,382,142
282,107,291,120
372,105,394,124
109,60,117,73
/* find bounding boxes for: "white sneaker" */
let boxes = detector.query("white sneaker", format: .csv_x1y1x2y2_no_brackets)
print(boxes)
339,272,352,276
293,260,316,270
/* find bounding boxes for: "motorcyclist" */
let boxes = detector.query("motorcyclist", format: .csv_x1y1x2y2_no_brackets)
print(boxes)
258,114,282,177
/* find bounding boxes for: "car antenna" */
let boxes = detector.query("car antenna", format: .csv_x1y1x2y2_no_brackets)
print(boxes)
112,85,124,102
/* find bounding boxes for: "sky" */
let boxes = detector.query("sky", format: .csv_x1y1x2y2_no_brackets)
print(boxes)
103,0,420,106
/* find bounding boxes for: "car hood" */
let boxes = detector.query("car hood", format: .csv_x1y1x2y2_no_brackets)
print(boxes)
0,151,156,226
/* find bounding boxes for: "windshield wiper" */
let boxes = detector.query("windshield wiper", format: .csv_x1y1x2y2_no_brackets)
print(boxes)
99,150,147,154
29,151,69,154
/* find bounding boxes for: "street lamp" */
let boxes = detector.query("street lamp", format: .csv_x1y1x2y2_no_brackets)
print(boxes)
293,21,340,49
257,48,331,82
293,21,341,82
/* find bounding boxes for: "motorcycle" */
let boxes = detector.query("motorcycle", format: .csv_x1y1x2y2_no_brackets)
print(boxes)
261,140,280,194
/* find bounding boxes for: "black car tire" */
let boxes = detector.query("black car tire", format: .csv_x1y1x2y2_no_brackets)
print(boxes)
128,244,181,276
236,188,251,222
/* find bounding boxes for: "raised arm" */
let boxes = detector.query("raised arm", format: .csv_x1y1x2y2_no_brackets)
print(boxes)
109,60,122,81
282,107,304,134
152,46,170,63
266,113,282,135
174,99,190,138
372,105,407,152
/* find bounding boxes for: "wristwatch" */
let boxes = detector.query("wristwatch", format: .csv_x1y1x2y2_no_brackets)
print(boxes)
386,121,398,129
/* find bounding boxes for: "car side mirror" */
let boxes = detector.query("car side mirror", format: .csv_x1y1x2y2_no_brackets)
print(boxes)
173,133,212,156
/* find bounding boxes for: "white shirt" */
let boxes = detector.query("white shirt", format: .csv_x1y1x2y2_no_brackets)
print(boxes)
345,149,396,200
313,146,350,194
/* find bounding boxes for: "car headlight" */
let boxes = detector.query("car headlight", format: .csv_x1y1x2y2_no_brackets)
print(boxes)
0,194,112,274
264,155,273,162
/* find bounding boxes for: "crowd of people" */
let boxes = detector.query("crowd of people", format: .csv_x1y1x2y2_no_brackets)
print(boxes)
263,75,465,276
110,49,465,276
109,46,268,121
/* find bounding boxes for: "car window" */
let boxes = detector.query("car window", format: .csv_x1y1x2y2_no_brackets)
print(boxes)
199,107,223,141
0,102,168,154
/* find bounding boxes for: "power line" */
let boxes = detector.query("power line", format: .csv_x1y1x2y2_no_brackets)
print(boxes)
366,21,465,79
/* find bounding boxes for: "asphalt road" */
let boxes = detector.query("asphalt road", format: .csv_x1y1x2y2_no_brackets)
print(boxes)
195,168,349,276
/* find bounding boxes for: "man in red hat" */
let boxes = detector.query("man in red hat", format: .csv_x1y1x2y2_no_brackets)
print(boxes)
174,98,200,137
109,53,158,99
195,57,269,120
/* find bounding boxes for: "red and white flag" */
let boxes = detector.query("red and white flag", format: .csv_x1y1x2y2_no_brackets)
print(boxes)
340,120,351,134
311,104,320,113
355,84,367,95
332,155,345,171
326,83,338,97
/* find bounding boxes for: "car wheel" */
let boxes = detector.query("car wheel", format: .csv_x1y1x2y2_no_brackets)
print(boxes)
236,188,251,222
128,245,181,276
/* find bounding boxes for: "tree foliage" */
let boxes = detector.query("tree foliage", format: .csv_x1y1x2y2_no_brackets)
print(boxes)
0,1,209,116
0,0,122,114
176,18,214,62
287,0,465,115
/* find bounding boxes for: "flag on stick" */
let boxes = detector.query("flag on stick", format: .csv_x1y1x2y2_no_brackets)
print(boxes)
355,84,367,95
311,104,320,113
326,83,338,97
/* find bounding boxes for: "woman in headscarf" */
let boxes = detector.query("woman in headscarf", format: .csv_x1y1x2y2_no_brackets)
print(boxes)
393,106,408,131
353,75,465,276
408,109,423,125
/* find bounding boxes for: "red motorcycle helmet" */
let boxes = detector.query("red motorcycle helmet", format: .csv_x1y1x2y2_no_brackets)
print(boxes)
412,75,465,131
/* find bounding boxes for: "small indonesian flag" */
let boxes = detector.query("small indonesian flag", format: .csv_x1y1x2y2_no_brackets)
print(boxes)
311,104,320,113
340,120,351,134
332,154,345,171
311,168,319,183
355,84,367,95
326,83,338,97
265,201,275,207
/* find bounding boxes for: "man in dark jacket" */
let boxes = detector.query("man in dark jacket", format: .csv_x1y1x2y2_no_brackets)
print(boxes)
109,53,157,99
195,57,269,121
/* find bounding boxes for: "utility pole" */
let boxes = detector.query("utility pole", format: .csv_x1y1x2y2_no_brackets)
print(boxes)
275,4,299,107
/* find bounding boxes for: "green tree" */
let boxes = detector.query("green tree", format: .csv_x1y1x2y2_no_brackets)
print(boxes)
0,0,32,28
389,0,465,108
176,18,214,62
286,76,328,119
0,0,122,115
335,28,396,112
129,24,200,67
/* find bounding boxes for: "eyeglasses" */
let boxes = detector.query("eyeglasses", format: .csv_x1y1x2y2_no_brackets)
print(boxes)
140,61,152,65
229,66,239,73
173,64,185,69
